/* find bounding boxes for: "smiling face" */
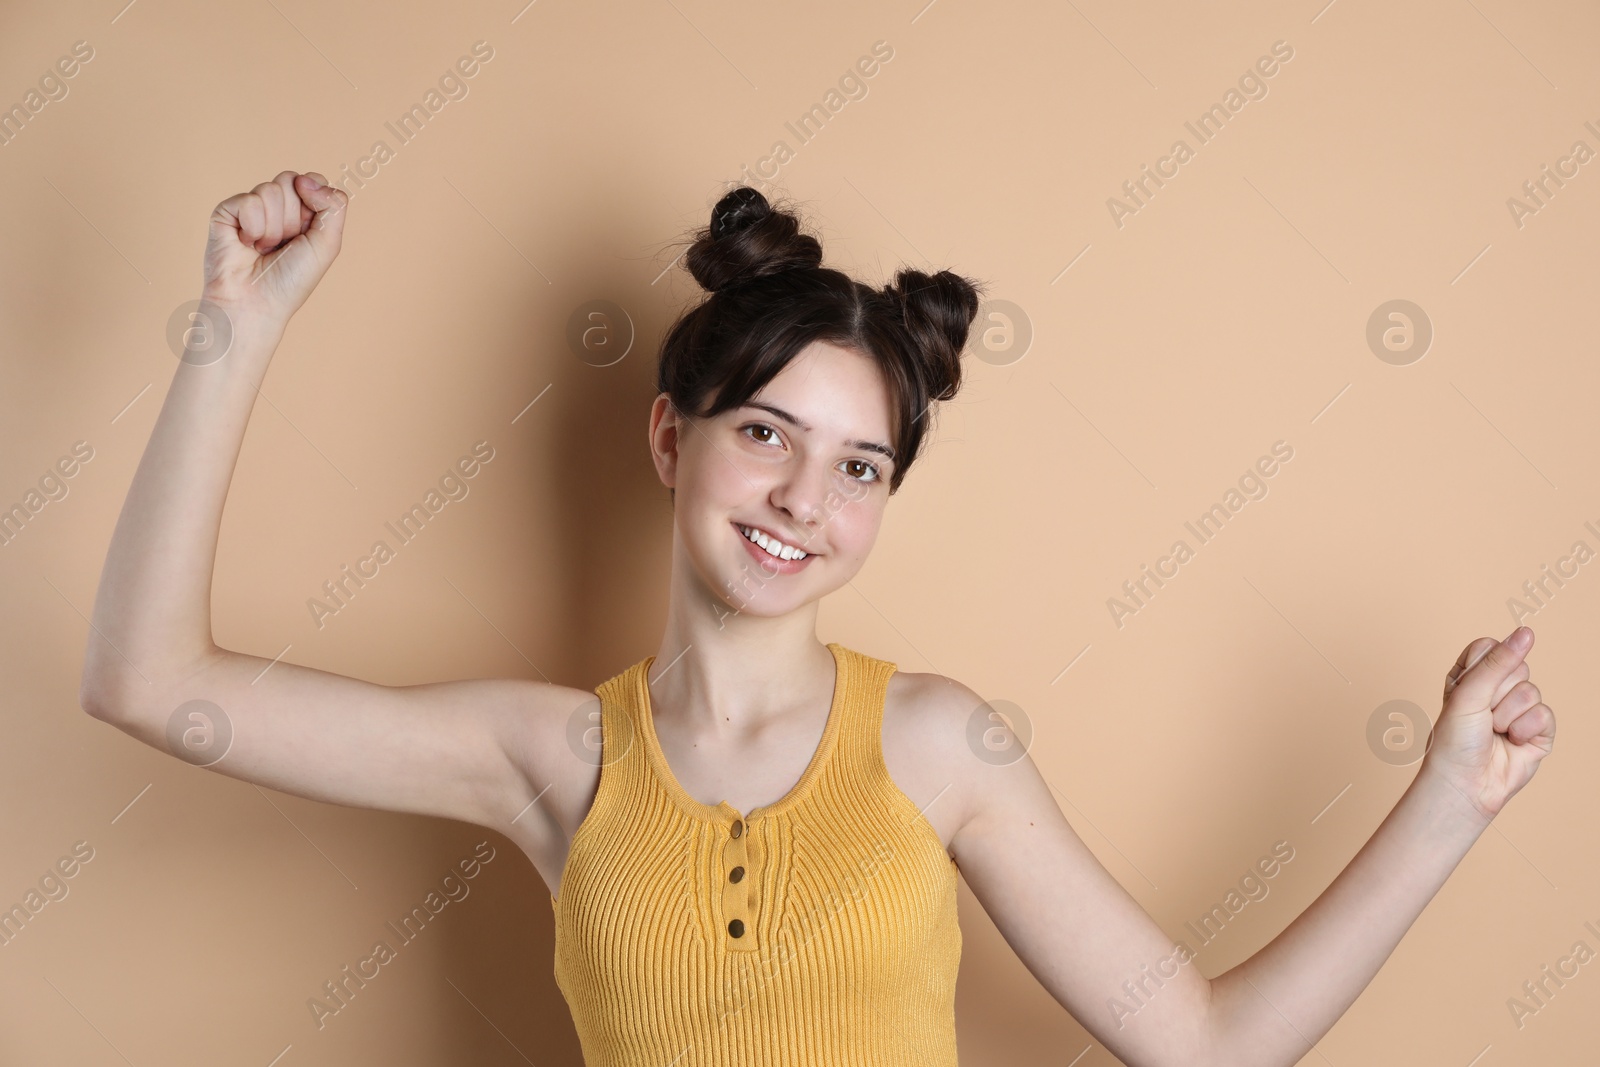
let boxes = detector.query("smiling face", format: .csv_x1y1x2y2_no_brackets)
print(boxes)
650,339,897,619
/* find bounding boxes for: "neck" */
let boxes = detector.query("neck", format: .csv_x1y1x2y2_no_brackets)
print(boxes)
650,529,835,733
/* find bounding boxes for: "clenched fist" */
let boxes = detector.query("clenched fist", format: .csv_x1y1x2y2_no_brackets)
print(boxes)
200,170,348,331
1421,626,1556,821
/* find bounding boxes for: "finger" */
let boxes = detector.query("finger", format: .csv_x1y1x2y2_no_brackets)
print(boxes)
272,170,307,240
1507,703,1555,746
292,173,349,253
1492,679,1541,733
235,192,266,249
299,171,329,232
208,190,251,244
1444,637,1497,698
1448,627,1533,712
1490,661,1531,710
296,172,343,218
250,180,285,252
253,182,283,252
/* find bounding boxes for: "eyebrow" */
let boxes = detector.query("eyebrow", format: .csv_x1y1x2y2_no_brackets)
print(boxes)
740,401,897,463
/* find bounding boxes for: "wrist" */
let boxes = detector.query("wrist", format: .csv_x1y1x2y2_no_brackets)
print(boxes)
182,296,284,374
1412,759,1497,832
194,288,290,347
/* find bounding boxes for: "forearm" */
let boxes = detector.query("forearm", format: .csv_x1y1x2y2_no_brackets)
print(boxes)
82,311,284,708
1204,766,1492,1067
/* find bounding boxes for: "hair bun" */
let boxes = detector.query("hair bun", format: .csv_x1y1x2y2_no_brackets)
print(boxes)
686,186,823,293
888,267,983,402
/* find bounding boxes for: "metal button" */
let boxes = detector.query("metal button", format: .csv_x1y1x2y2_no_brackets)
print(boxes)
730,819,744,839
728,919,745,938
729,865,745,883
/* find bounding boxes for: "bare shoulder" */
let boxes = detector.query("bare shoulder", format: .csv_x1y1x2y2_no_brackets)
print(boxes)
881,668,993,850
884,666,1063,872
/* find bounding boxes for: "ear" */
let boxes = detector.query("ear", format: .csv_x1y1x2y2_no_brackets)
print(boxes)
648,392,682,490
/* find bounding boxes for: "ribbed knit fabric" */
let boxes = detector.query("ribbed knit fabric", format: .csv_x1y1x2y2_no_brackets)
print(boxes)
551,641,962,1066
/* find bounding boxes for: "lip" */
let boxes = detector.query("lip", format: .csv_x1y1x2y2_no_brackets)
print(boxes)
732,521,817,574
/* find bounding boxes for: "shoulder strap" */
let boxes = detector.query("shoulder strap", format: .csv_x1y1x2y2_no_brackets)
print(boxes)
583,657,646,796
827,643,899,771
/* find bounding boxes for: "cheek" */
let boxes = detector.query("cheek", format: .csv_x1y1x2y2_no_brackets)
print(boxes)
679,437,748,505
826,495,885,557
678,451,761,550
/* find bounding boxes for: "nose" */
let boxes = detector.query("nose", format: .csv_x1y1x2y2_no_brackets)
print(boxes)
767,457,833,543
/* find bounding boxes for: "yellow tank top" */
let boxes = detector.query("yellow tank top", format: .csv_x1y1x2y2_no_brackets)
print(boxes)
552,642,962,1065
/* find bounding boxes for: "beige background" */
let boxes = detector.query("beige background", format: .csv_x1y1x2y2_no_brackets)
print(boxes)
1,0,1596,1063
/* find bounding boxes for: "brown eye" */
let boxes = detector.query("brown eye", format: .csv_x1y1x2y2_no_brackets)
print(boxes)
743,424,779,445
841,459,881,483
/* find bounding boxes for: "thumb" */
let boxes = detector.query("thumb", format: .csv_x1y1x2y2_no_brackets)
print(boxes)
1446,627,1532,713
294,172,348,258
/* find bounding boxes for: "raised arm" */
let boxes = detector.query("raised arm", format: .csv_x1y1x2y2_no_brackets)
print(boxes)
1203,627,1554,1064
79,172,592,859
940,627,1553,1067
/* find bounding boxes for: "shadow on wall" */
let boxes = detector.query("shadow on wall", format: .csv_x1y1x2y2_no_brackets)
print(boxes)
438,191,691,1063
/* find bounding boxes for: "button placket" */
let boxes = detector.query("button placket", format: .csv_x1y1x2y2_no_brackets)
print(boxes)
720,816,759,951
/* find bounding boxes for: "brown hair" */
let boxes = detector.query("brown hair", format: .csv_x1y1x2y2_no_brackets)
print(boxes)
656,186,986,495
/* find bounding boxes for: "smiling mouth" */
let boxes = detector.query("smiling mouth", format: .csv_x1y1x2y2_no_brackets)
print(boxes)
734,522,815,562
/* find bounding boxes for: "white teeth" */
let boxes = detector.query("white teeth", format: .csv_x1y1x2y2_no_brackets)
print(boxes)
739,524,807,561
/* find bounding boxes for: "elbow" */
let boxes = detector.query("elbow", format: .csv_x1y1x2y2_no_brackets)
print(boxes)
80,635,137,720
79,668,133,722
79,642,221,722
79,656,158,723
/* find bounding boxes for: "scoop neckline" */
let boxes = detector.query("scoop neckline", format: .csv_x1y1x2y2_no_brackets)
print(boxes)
634,641,848,827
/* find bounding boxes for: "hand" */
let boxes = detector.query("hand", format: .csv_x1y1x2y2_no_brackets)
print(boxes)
199,170,348,332
1420,626,1556,821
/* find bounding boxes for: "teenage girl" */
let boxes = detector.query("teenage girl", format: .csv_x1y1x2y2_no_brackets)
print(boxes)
81,170,1556,1066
